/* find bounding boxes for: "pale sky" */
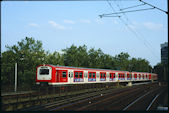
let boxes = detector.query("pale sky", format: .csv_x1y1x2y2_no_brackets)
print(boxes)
1,0,168,66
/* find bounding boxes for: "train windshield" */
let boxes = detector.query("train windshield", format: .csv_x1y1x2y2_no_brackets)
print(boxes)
39,69,49,75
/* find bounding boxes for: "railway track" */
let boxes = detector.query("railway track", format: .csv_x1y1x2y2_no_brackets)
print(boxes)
50,83,160,111
2,82,166,111
20,83,160,111
20,85,131,111
2,84,110,111
124,87,167,111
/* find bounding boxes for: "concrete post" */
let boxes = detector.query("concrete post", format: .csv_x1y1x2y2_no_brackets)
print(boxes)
151,80,154,83
116,80,119,86
15,63,17,92
127,81,132,86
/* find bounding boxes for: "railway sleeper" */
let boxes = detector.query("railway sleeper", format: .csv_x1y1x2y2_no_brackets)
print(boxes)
2,83,158,111
54,84,158,111
48,86,145,110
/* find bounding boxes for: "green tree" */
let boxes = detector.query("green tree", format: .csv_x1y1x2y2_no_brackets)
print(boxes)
46,51,64,65
62,44,89,67
1,51,15,87
114,52,130,70
88,48,101,68
129,57,152,72
100,54,114,69
1,37,46,90
1,38,154,91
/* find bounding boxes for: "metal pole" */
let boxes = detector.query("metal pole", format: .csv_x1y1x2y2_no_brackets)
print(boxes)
15,63,17,92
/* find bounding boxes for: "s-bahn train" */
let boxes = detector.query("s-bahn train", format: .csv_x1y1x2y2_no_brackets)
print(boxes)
36,64,158,86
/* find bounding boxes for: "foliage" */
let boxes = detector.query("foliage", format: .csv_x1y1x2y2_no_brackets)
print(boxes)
45,51,64,65
153,62,168,82
62,44,89,67
114,52,130,70
1,37,153,91
1,37,46,90
129,58,152,72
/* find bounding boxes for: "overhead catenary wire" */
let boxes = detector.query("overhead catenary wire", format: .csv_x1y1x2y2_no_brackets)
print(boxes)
99,15,121,18
139,0,168,14
102,7,155,16
120,3,146,11
112,0,161,61
103,0,160,61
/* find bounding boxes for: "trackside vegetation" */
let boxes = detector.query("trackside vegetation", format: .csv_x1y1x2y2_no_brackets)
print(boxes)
1,37,154,91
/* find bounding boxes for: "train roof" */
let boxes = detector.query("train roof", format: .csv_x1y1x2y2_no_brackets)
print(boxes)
38,64,154,74
49,64,128,72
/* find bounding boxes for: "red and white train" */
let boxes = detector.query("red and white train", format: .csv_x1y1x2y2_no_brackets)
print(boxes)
36,64,158,85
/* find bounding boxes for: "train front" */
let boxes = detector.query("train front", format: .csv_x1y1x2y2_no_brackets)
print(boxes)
36,65,54,86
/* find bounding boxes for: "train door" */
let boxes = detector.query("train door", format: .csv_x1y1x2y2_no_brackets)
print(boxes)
68,70,73,84
55,70,59,82
84,71,88,83
56,70,68,82
115,72,118,82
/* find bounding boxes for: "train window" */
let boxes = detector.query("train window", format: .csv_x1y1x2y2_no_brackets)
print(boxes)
79,72,83,78
130,74,132,78
75,72,78,78
89,73,92,78
103,73,106,77
113,74,115,78
100,72,106,78
93,73,96,78
110,73,115,78
62,72,67,78
110,74,112,78
100,73,103,77
118,74,120,78
39,69,49,75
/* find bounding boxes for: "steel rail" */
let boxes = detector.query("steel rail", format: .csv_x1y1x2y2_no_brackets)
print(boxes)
76,86,145,110
21,86,126,110
50,84,155,111
146,89,164,111
46,85,145,111
123,86,162,111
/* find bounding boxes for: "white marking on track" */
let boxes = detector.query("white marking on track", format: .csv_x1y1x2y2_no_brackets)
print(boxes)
146,92,162,111
123,91,150,111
